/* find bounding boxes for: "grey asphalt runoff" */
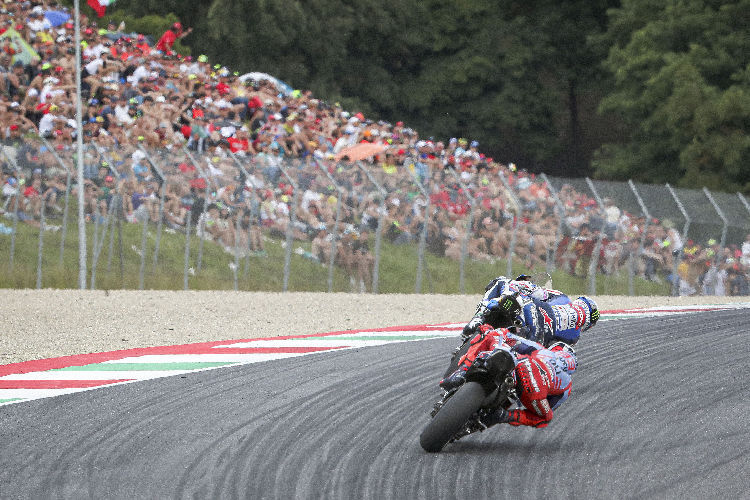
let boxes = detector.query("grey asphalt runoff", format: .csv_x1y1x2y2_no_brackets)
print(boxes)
1,310,748,500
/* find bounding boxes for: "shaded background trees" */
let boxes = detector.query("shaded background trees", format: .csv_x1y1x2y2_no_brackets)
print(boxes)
70,0,750,191
592,0,750,192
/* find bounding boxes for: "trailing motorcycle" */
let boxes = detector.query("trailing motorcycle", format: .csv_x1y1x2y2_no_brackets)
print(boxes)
419,330,519,453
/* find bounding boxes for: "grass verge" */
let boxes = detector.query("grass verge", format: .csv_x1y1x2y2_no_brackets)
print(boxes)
0,217,671,295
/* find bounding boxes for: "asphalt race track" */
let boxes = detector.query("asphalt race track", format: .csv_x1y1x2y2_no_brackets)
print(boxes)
1,310,748,499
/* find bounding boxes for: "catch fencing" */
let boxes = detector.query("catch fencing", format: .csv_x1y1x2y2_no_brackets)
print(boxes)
2,135,749,296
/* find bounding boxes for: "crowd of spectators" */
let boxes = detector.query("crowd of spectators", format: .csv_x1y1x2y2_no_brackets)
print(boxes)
1,0,749,295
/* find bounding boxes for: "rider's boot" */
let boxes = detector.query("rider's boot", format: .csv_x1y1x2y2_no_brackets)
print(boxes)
479,408,512,428
439,367,467,391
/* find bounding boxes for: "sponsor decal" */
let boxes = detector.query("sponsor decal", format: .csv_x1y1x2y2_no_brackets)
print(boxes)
535,359,551,387
539,398,551,414
552,305,578,330
531,399,541,414
540,309,554,334
562,353,576,371
572,304,586,329
520,359,539,392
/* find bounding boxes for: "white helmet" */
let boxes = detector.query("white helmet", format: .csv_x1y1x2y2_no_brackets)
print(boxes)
549,341,576,358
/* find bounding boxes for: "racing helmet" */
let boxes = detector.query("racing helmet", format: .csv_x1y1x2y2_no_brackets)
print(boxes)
574,296,599,331
514,274,532,281
484,275,510,292
549,341,576,358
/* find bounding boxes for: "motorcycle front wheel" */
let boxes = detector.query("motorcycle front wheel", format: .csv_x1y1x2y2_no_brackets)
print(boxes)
419,381,487,453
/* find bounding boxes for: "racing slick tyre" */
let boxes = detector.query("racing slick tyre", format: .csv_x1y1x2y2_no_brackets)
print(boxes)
420,381,487,453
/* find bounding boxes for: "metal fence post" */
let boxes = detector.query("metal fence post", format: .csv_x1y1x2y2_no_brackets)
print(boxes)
628,180,652,296
138,214,148,290
9,189,19,271
183,148,211,273
232,211,241,290
323,168,344,293
116,194,124,286
90,193,116,290
666,183,691,296
357,162,386,294
277,160,298,292
1,149,22,271
446,167,476,294
36,194,47,289
139,146,167,272
41,137,73,267
703,187,728,259
409,167,431,293
183,213,192,290
498,171,520,277
585,178,606,296
540,174,566,274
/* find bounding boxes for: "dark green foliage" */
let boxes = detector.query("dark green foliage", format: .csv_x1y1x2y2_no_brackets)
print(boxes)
593,0,750,191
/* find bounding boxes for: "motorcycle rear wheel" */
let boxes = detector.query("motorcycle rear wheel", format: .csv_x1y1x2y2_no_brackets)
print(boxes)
419,381,487,453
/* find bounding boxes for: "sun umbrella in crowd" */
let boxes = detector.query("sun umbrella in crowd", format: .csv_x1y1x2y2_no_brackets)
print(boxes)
238,72,294,96
44,10,71,27
334,143,388,162
0,28,40,65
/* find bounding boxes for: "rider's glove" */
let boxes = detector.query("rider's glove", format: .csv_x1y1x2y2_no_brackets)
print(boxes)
496,291,522,317
461,316,483,341
499,329,517,348
482,292,523,329
478,323,494,335
463,292,522,341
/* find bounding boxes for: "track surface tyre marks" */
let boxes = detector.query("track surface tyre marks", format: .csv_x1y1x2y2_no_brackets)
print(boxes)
0,310,747,499
420,381,486,453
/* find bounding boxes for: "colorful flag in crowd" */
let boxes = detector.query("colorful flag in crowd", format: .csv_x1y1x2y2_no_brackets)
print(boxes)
87,0,116,18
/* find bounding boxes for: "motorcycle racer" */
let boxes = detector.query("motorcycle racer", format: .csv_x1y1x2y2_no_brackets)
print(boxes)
441,327,577,429
462,275,599,346
485,338,576,429
482,274,570,305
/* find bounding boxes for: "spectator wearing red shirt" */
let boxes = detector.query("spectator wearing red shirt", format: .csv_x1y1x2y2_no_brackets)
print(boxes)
430,185,450,209
156,22,192,53
216,76,231,96
22,176,47,224
135,34,151,56
227,129,252,153
23,182,39,198
247,96,263,111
